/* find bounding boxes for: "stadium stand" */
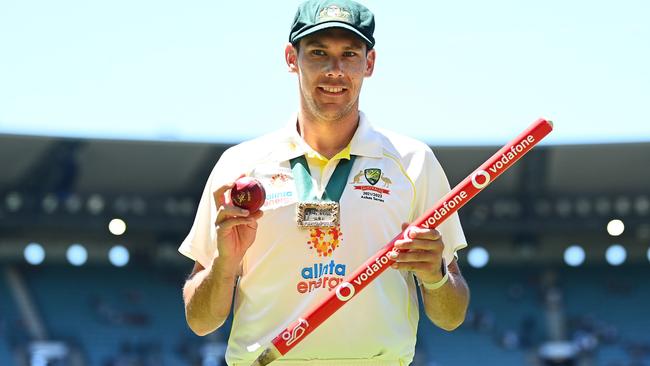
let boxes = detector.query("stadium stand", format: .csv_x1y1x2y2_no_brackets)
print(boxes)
416,267,543,365
563,266,650,340
414,265,650,366
562,265,650,365
417,328,530,366
13,262,549,366
20,264,211,366
1,268,19,363
2,134,649,365
4,261,650,365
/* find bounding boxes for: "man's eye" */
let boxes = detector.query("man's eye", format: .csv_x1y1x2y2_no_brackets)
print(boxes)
343,51,357,57
311,50,326,56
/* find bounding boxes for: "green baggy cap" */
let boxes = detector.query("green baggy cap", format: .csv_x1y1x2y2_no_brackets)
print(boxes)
289,0,375,49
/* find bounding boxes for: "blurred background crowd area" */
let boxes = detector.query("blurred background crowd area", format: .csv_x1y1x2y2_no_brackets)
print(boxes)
1,134,649,366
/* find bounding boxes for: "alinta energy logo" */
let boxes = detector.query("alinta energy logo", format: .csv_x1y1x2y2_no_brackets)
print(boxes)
296,259,347,294
270,173,290,185
261,172,295,210
307,227,342,257
350,168,392,203
296,226,347,295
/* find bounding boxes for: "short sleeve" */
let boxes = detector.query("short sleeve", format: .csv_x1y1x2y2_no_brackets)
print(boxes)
413,148,468,266
178,153,236,269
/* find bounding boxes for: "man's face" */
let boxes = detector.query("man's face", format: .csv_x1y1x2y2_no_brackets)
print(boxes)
286,28,376,122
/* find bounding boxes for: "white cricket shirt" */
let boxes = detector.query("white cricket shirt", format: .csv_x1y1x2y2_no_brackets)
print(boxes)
179,112,468,366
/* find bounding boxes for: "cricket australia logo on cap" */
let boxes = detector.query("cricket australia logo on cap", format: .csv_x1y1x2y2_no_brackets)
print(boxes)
318,5,352,22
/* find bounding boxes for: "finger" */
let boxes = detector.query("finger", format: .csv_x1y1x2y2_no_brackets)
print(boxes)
223,174,247,206
216,217,257,232
249,210,264,220
400,223,441,240
213,182,236,207
215,205,250,225
390,250,441,263
394,238,411,249
391,261,438,273
241,210,263,229
400,223,419,240
395,238,444,251
213,174,247,207
408,227,441,240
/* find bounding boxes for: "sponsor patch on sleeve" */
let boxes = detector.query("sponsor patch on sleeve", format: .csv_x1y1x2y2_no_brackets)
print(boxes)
251,167,297,210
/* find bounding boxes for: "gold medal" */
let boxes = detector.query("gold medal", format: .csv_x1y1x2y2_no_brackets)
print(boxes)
296,201,340,228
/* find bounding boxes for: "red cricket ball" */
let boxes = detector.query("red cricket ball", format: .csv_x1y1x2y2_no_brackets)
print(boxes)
230,177,266,213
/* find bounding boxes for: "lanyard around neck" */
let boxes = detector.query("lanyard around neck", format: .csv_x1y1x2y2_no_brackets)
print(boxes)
290,155,357,202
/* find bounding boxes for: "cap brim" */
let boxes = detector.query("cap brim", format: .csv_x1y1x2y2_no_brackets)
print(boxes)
293,22,373,48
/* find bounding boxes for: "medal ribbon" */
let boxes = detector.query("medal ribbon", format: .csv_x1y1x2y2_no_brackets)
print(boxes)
290,155,357,202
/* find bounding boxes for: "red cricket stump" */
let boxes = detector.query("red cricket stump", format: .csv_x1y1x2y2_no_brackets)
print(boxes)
250,118,554,366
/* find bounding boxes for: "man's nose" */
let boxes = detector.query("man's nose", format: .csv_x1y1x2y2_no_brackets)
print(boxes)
325,58,344,78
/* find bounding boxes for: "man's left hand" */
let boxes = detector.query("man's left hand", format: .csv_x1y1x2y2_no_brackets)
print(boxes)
390,223,445,284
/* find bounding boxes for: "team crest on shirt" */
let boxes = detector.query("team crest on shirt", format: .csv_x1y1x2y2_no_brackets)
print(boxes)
364,168,381,185
350,168,391,202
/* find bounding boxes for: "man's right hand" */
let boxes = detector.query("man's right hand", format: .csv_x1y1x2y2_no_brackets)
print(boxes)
212,178,264,276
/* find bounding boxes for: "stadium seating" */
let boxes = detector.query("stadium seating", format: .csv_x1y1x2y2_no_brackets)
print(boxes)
12,263,650,366
21,264,210,366
561,265,650,365
1,266,19,363
416,267,542,365
562,266,650,340
415,265,650,365
19,264,543,365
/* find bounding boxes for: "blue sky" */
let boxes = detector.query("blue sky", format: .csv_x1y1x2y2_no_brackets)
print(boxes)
1,0,648,145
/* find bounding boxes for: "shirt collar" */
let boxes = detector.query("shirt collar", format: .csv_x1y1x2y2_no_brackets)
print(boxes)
273,111,384,162
349,111,384,158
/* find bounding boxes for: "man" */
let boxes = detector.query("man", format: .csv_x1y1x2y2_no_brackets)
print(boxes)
180,1,470,365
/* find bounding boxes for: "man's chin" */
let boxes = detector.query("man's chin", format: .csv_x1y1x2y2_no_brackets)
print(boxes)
312,104,357,122
316,111,351,122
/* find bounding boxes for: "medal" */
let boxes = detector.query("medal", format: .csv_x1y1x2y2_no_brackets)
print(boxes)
290,155,356,228
296,201,339,227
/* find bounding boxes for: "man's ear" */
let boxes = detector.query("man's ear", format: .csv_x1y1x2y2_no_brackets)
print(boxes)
364,48,376,77
285,43,298,73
